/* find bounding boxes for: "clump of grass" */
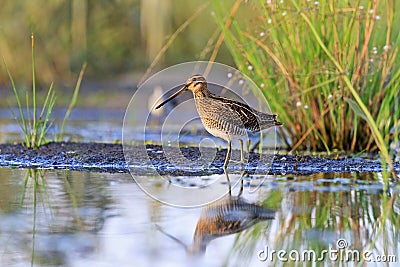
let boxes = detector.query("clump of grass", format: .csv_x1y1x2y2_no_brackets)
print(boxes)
4,33,86,148
4,33,55,148
211,0,400,160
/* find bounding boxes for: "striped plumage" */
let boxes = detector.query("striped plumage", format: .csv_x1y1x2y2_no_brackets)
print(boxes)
155,75,282,168
194,86,280,140
187,196,275,255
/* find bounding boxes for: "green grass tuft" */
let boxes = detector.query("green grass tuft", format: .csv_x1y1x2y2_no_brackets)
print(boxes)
211,0,399,172
4,33,86,148
4,33,56,149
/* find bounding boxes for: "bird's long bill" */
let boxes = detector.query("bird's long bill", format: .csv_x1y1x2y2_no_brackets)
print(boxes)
154,85,187,109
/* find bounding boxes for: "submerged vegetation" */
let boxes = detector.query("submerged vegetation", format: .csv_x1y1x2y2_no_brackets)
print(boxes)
4,33,86,149
211,0,400,157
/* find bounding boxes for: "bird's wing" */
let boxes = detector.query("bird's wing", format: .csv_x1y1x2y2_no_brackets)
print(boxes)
211,95,277,132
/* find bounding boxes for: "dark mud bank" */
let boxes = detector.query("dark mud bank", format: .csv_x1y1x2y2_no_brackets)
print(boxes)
0,142,398,175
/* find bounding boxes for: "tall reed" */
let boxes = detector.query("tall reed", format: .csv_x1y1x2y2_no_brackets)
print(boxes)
211,0,400,160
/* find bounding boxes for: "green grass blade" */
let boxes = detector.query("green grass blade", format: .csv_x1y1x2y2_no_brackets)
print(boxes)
39,82,54,120
59,62,87,140
3,58,29,144
31,33,38,148
25,91,32,148
8,106,25,132
38,90,56,146
345,98,368,121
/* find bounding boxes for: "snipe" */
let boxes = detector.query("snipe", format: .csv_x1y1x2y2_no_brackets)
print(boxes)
155,75,282,168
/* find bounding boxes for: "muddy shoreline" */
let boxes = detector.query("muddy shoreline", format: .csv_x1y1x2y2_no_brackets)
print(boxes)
0,142,398,176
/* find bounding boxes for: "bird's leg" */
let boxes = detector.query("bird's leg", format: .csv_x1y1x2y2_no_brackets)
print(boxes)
223,140,231,169
223,168,232,195
238,177,244,197
246,139,251,153
238,139,246,170
239,139,244,163
238,170,246,197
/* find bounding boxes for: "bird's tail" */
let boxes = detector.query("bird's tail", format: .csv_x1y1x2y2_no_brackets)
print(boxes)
273,114,283,126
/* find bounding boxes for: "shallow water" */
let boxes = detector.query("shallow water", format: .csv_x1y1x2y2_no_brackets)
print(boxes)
1,107,399,266
0,168,398,266
0,108,125,144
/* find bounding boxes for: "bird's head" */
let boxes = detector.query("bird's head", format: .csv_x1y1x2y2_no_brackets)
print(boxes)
155,75,206,109
184,75,207,93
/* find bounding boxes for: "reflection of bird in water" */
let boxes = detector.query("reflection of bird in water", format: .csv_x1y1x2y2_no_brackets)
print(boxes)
148,86,178,125
156,196,274,256
155,75,282,168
